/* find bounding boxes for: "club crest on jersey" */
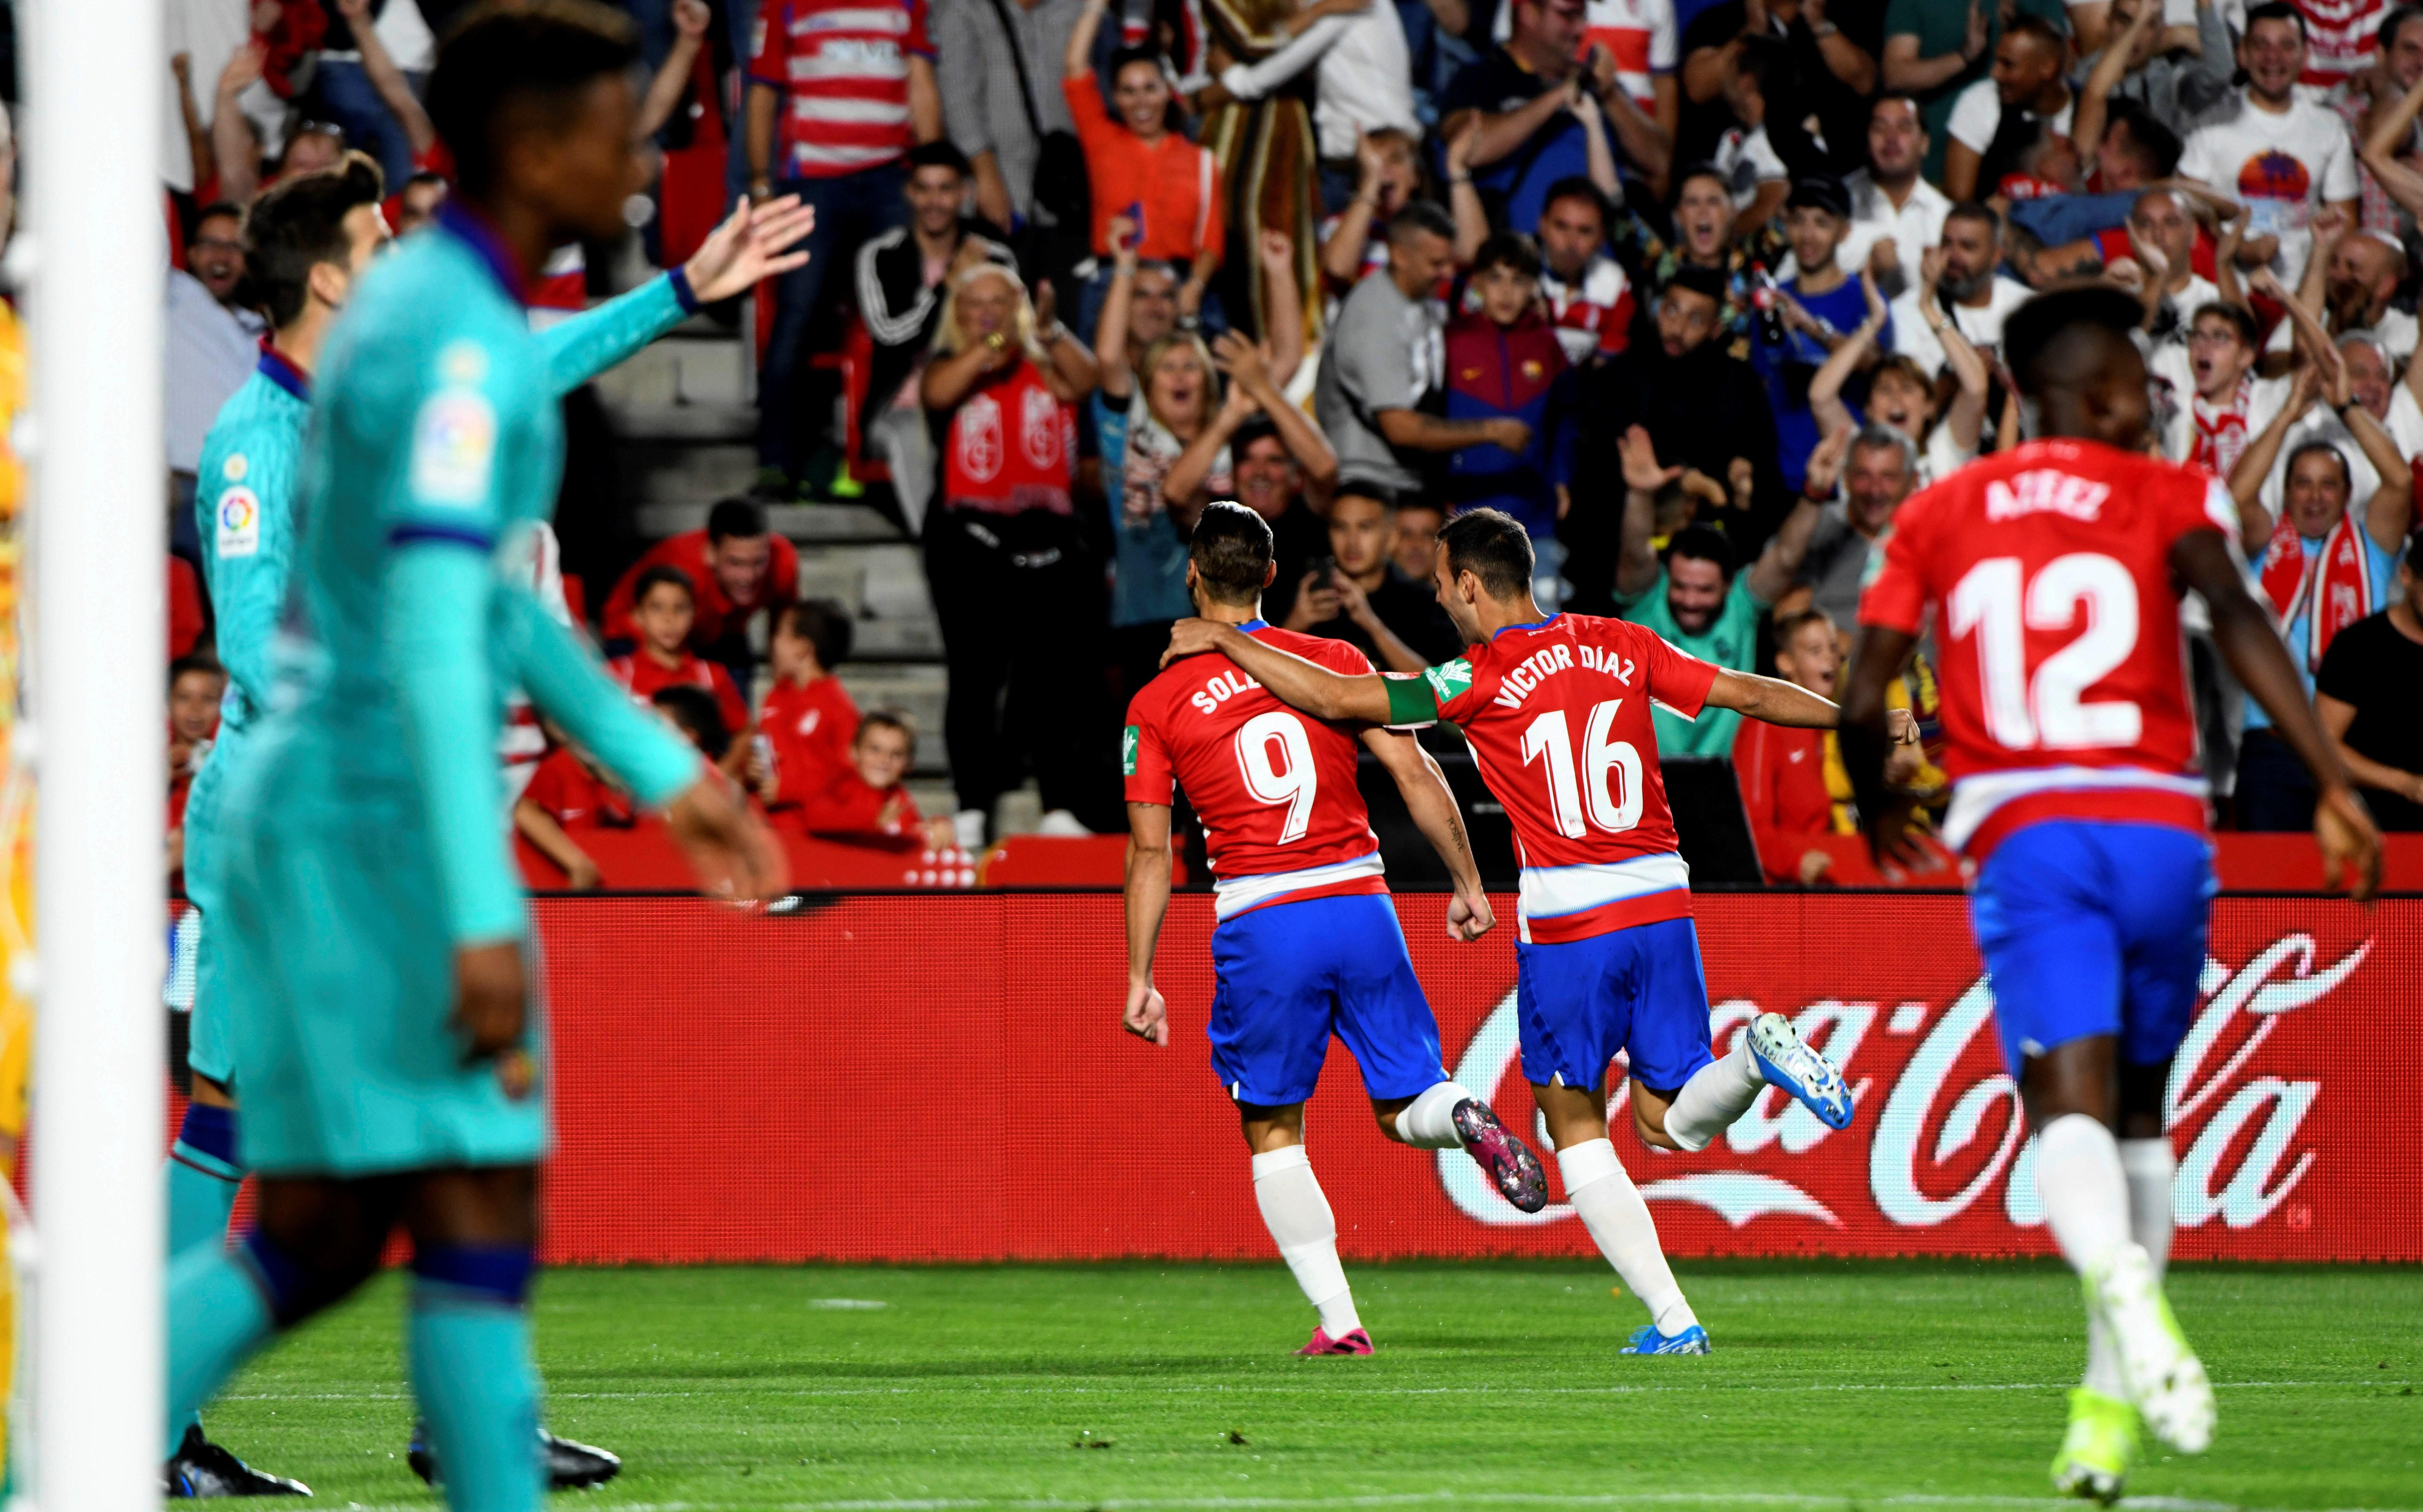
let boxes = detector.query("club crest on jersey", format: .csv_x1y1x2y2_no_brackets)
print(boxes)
1122,724,1140,775
1424,658,1473,703
215,486,261,559
1985,469,2110,523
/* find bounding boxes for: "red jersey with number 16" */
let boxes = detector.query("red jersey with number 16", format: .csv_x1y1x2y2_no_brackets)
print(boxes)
1401,614,1719,946
1857,439,2238,860
1125,625,1387,923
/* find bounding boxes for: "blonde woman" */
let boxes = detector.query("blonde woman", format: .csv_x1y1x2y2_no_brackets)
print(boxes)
919,265,1105,845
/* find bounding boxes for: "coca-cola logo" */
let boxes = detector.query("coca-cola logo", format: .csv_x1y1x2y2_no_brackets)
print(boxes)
1436,933,2369,1236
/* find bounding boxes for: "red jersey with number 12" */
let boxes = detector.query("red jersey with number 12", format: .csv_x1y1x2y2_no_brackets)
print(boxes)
1125,626,1387,921
1857,439,2238,860
1412,614,1718,945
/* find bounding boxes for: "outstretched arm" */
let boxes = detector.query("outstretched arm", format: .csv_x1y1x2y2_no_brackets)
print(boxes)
1362,728,1493,941
539,196,814,391
2361,73,2423,218
1121,802,1175,1045
1158,620,1395,723
1702,666,1838,729
336,0,437,154
1840,622,1930,870
2173,528,2382,898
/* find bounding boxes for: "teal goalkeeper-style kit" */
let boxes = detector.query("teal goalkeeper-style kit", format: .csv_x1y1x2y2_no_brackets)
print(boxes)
211,204,704,1178
182,229,705,1107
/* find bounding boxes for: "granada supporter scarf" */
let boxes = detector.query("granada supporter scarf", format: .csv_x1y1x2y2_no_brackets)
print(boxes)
943,357,1078,517
2259,508,2375,672
2191,379,2257,480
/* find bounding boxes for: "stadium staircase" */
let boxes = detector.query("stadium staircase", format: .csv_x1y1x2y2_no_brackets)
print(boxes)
590,314,1015,831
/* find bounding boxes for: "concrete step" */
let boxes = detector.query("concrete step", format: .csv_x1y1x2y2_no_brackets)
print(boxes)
634,499,906,545
606,400,757,443
625,443,761,511
590,334,751,410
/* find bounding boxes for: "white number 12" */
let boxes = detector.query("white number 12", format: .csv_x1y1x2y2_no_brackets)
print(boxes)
1946,552,2143,751
1521,699,1644,838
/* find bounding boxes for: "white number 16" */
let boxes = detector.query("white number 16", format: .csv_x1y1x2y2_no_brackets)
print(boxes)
1522,699,1644,838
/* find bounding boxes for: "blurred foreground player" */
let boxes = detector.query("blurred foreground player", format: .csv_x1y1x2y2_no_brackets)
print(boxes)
1122,502,1550,1356
1841,285,2384,1501
165,8,789,1510
173,145,813,1500
1162,511,1881,1354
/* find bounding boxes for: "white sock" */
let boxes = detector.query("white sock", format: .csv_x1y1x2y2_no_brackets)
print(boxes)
1556,1139,1696,1336
2120,1138,2175,1276
2035,1114,2133,1276
2079,1137,2173,1398
1663,1046,1765,1152
1251,1146,1361,1336
1393,1081,1473,1150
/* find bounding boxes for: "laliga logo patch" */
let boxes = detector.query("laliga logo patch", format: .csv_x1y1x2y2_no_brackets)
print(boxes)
216,486,262,559
409,388,498,507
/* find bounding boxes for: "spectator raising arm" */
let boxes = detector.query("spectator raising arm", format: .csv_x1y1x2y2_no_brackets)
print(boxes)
1095,219,1144,400
2327,351,2418,555
1615,423,1679,602
1258,231,1307,390
1807,273,1887,439
336,0,436,158
2227,360,2321,543
2069,0,2160,187
1212,329,1337,492
1325,133,1396,285
1881,0,1988,94
1741,426,1845,603
1447,81,1576,173
1445,118,1491,267
171,53,214,197
1580,43,1671,184
637,0,714,142
2362,72,2423,219
211,42,267,206
1571,84,1626,204
1922,250,1991,457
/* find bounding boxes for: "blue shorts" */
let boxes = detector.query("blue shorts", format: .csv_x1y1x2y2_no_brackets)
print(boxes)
1515,916,1713,1093
1207,892,1447,1108
1970,821,2216,1077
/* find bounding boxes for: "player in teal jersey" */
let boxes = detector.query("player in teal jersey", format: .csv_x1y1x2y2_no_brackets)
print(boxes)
165,8,791,1508
168,148,811,1497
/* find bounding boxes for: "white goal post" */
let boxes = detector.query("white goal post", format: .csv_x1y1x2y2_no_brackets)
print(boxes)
25,0,168,1505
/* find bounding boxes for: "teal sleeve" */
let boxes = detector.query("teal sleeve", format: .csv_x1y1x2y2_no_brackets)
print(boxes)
536,272,695,399
195,452,293,721
503,590,701,807
385,543,523,944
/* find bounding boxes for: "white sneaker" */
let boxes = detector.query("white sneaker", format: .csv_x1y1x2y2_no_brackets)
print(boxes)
952,809,987,852
2090,1242,2215,1455
1035,808,1092,837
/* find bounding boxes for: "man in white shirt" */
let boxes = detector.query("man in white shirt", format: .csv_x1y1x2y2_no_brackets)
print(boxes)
1888,202,2032,376
1212,0,1420,166
2178,2,2360,283
1943,15,2075,201
1835,93,1951,294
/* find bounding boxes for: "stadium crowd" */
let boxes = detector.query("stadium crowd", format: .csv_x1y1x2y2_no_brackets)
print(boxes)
157,0,2423,881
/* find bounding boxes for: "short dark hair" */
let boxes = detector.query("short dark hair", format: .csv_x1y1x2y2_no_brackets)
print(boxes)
1229,414,1286,457
2285,438,2353,491
777,598,854,669
1388,200,1456,247
2003,285,2147,400
1664,525,1736,580
2101,99,2181,179
1672,160,1730,202
633,563,697,606
190,200,245,238
404,169,450,193
1107,46,1166,84
1190,500,1276,606
2245,0,2306,37
1439,508,1535,601
426,0,641,197
1944,200,2001,237
244,153,388,328
1663,262,1729,305
1732,33,1795,97
905,139,973,178
1539,176,1611,230
857,708,917,749
706,497,769,543
170,652,225,690
1869,91,1924,127
2003,13,2066,52
2381,2,2423,49
1333,479,1400,513
1471,230,1543,281
1772,606,1835,658
2190,299,2259,347
651,684,729,760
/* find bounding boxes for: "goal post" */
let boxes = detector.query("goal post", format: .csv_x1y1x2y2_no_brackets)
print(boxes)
24,0,169,1504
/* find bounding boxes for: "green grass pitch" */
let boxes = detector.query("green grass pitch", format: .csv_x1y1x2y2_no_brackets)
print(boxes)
201,1259,2421,1511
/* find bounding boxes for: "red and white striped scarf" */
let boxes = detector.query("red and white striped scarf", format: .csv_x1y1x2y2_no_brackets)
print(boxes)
2258,508,2375,672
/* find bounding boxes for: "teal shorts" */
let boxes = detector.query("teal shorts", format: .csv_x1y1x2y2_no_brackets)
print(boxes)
180,734,239,1090
217,734,551,1178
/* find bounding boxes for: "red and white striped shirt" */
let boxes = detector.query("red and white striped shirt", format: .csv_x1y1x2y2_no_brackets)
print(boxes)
749,0,933,179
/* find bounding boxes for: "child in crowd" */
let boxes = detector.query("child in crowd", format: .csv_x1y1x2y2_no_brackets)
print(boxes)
791,711,954,850
753,600,862,820
513,737,635,892
1730,610,1856,887
651,685,733,766
1444,232,1575,595
609,565,751,777
168,654,227,878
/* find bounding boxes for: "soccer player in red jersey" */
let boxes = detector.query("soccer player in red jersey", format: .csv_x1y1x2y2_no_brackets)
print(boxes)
1840,285,2384,1499
1162,509,1880,1355
1124,503,1550,1357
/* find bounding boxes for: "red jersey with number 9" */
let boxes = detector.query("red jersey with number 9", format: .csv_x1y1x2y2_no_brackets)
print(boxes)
1407,614,1718,945
1857,439,2239,860
1125,626,1389,922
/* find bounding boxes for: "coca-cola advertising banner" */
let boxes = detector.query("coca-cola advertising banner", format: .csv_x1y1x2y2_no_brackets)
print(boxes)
529,892,2421,1266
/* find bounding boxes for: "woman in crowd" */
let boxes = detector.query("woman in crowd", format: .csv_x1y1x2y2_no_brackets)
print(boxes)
920,265,1106,845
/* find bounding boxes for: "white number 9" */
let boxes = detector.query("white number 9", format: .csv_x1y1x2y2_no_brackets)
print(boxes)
1235,710,1319,843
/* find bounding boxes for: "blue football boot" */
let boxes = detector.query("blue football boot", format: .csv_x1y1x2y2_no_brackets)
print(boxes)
1620,1322,1711,1355
1748,1012,1854,1129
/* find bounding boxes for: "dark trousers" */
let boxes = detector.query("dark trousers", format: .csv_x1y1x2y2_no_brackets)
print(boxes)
758,164,907,472
924,506,1111,822
2235,728,2318,832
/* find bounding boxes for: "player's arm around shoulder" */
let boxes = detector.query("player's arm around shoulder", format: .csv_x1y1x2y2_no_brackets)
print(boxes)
1159,618,1396,724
